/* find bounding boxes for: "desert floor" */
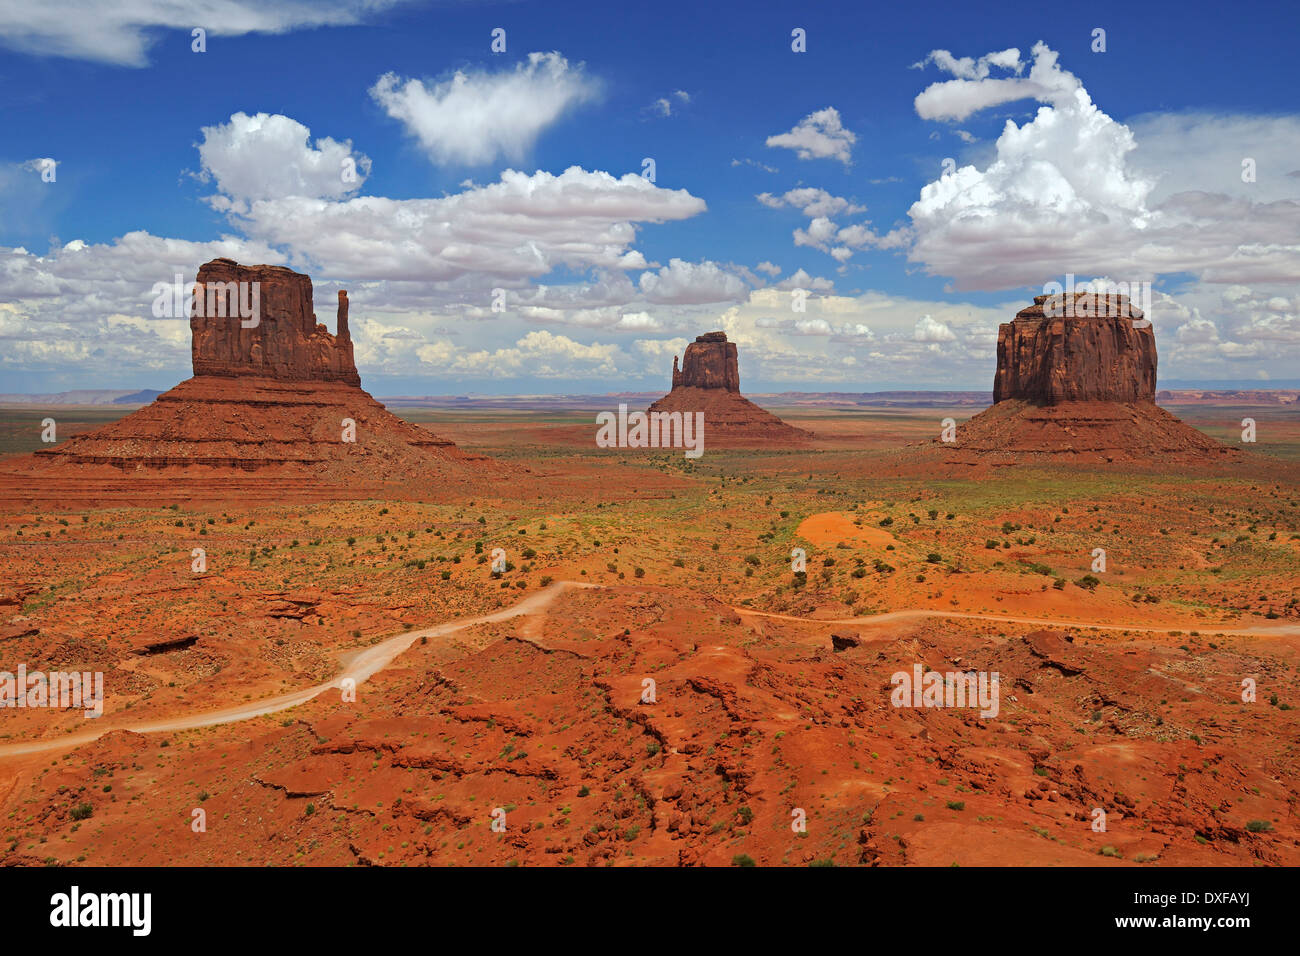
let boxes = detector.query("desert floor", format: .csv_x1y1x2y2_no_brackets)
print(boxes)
0,402,1297,866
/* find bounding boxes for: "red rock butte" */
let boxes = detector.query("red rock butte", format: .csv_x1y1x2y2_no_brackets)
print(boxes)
939,292,1236,465
647,332,812,445
0,259,495,506
189,259,361,385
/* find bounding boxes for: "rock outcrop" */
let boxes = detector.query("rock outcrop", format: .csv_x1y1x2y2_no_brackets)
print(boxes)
648,332,811,445
672,331,740,392
993,294,1156,404
922,292,1236,466
6,259,497,502
190,258,360,385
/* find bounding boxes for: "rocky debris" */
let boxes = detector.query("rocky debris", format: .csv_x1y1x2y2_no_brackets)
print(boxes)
831,631,861,652
649,332,812,445
1021,629,1086,676
135,635,199,656
0,620,38,641
0,583,38,612
994,294,1156,404
191,258,359,385
2,582,1296,868
266,590,324,620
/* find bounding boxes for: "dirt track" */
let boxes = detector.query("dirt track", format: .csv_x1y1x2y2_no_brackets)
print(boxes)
1,581,1290,758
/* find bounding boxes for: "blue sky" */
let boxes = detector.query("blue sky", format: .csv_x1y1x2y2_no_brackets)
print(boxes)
2,0,1299,394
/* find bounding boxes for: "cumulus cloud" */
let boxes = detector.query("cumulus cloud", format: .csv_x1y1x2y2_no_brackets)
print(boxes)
766,108,856,165
637,258,748,305
913,42,1078,122
415,329,622,379
0,0,413,66
774,269,835,293
370,53,599,166
197,112,369,206
913,314,956,342
906,42,1300,290
757,187,864,218
912,48,1023,81
215,160,706,283
760,187,906,264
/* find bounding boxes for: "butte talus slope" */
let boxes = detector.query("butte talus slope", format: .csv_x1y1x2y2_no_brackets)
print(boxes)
932,293,1237,466
0,258,495,504
646,332,812,445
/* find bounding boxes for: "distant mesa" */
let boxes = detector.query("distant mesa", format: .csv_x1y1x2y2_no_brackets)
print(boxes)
1,258,494,505
939,292,1237,465
648,332,812,445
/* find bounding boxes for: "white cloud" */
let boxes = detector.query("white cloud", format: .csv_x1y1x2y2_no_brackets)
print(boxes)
757,187,864,218
414,329,623,379
197,112,369,205
913,314,956,342
648,89,691,117
637,258,748,304
731,158,779,173
912,48,1023,81
913,42,1079,122
19,157,57,175
370,53,599,166
906,42,1300,290
214,160,706,283
761,187,905,264
766,107,856,165
755,261,781,277
0,0,413,66
615,311,661,331
1128,112,1300,204
774,269,835,293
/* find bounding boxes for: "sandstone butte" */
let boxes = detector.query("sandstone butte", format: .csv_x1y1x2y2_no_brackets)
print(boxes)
935,293,1237,465
646,332,812,445
0,259,495,505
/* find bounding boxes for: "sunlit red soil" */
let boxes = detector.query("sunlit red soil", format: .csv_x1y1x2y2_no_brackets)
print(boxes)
1,403,1297,866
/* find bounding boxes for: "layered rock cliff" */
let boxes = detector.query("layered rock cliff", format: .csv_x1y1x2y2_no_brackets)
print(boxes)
993,293,1156,405
190,258,360,386
672,331,741,392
